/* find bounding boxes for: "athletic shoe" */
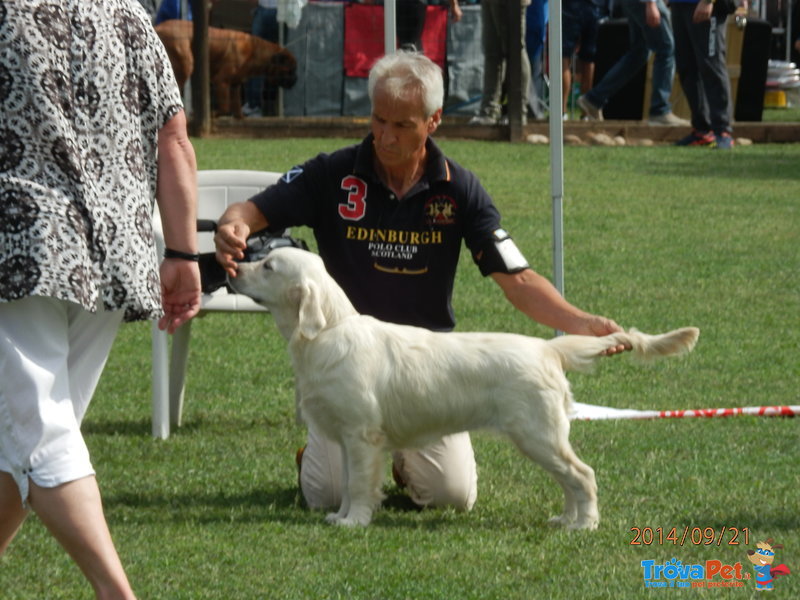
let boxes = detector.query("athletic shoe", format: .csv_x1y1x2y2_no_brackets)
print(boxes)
577,94,603,120
647,112,690,126
468,114,498,126
674,130,715,146
714,132,735,149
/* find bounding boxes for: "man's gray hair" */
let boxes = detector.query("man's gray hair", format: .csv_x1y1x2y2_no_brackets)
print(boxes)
368,51,444,118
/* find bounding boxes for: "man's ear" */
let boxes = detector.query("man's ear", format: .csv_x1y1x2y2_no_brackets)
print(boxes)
428,108,443,134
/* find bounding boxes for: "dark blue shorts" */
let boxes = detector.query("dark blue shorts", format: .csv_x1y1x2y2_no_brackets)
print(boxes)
562,1,601,61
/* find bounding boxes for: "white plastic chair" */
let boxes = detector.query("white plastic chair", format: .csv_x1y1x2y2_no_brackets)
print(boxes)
151,169,282,438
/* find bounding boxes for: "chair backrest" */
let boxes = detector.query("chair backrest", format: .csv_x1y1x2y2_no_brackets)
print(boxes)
152,169,284,312
195,169,282,254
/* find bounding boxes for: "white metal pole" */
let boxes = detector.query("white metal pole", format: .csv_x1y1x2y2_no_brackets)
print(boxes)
385,0,397,55
548,0,565,308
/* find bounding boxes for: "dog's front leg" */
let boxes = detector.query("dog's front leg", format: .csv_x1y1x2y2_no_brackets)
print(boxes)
212,81,231,116
230,82,244,119
326,435,384,527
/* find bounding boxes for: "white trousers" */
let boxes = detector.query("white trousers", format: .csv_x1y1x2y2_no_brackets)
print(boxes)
299,425,478,512
0,296,123,506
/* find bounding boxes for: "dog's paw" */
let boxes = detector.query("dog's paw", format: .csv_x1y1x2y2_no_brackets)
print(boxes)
324,512,346,525
548,514,599,531
568,519,599,531
325,506,373,527
324,512,372,527
334,516,369,527
547,515,574,528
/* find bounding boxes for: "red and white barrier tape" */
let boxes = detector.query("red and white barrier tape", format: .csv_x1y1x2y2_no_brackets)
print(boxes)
570,403,800,421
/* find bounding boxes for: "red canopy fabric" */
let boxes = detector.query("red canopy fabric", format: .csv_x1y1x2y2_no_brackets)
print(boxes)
343,4,447,78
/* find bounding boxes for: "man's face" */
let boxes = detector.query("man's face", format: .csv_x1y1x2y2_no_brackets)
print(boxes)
370,83,441,169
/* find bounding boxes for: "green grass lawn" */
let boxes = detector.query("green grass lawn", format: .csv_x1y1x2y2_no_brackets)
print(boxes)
762,106,800,122
1,139,798,599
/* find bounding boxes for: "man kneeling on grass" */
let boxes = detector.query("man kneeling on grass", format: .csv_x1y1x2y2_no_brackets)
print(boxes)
213,50,628,513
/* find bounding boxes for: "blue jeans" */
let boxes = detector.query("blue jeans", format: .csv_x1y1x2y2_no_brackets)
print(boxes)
526,0,548,117
585,0,676,117
671,3,732,133
245,6,279,110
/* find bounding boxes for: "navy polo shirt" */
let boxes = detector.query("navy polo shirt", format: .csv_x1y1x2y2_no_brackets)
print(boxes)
250,135,503,331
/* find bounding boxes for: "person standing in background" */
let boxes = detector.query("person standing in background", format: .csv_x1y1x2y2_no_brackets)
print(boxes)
578,0,690,126
526,0,548,119
155,0,192,24
670,0,745,148
561,0,603,119
243,0,281,116
469,0,532,125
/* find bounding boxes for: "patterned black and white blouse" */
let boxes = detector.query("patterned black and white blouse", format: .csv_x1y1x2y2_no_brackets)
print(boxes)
0,0,183,322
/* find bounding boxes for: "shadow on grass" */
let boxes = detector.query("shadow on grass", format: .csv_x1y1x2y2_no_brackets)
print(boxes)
83,415,279,437
83,419,152,436
104,486,309,525
645,150,800,181
83,418,226,437
104,484,534,533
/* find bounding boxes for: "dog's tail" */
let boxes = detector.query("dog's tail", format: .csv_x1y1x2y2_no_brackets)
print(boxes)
547,327,700,373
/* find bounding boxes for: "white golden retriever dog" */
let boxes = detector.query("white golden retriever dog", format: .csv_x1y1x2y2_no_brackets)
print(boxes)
231,247,699,529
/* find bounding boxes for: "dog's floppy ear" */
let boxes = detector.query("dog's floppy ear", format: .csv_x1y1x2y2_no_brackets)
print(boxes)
289,280,326,340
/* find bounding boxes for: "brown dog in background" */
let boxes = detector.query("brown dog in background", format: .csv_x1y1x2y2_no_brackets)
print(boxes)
155,19,297,118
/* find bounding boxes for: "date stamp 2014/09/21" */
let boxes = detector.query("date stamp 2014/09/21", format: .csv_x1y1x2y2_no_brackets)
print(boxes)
630,526,750,547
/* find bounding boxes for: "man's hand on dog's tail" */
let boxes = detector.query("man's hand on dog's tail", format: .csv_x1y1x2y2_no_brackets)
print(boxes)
586,316,631,356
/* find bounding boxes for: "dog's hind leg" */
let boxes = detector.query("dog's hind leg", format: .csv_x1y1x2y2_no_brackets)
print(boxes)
324,444,351,524
507,397,599,530
326,432,385,527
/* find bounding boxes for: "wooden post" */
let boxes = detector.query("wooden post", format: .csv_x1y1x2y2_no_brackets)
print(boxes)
189,0,211,137
507,0,524,142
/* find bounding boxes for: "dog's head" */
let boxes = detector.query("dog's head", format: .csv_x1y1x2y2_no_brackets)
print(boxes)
266,49,297,89
251,40,297,89
230,247,355,342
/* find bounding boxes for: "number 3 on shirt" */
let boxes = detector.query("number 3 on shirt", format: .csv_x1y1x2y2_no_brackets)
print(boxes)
339,175,367,221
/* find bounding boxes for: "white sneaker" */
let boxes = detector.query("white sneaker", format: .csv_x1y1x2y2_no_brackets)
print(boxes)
577,95,603,121
242,104,262,117
648,112,690,126
468,115,498,126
